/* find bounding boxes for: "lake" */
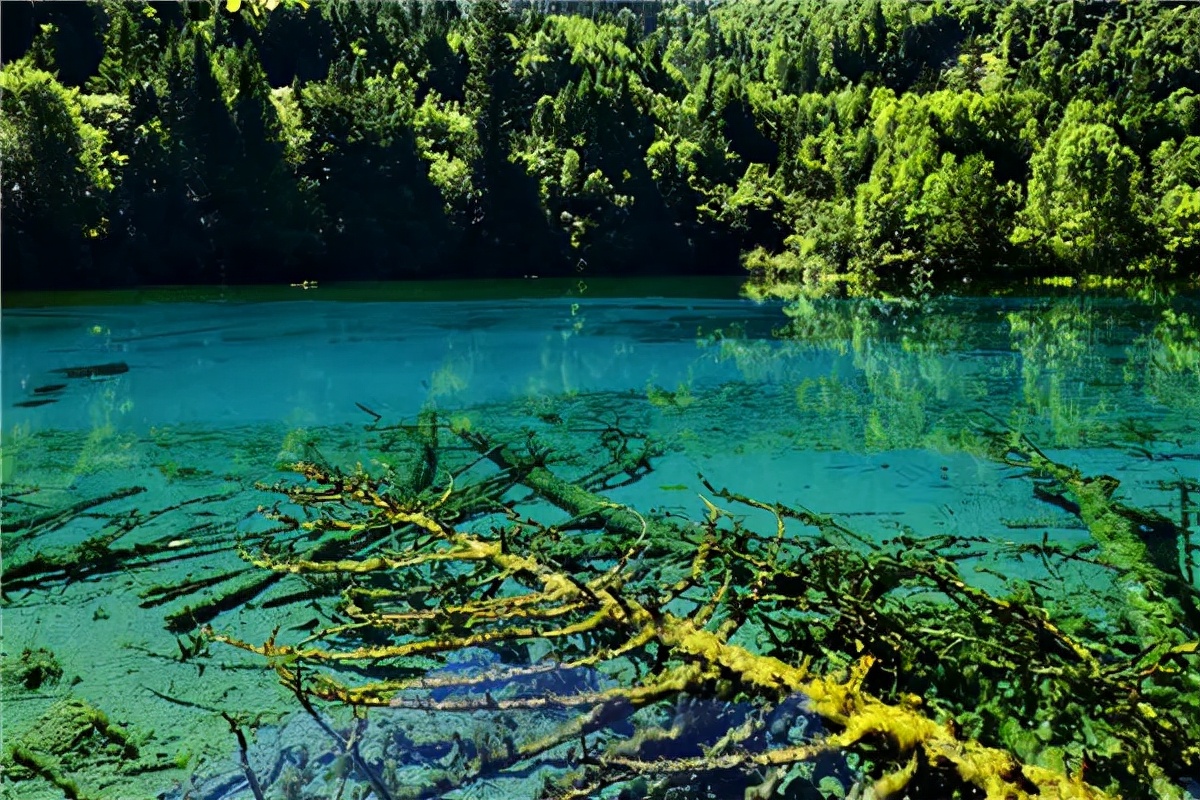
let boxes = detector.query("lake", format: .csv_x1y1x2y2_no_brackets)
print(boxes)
3,280,1198,799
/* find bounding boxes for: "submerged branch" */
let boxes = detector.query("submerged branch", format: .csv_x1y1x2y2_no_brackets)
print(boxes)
205,421,1200,799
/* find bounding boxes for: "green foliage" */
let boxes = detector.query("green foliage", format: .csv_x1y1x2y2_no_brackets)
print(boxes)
1014,100,1148,273
2,0,1198,290
88,2,166,96
1149,134,1200,263
0,60,115,286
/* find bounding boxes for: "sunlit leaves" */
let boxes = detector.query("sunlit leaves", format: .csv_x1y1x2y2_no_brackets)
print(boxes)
0,62,113,240
1014,100,1146,271
1150,136,1200,261
226,0,308,16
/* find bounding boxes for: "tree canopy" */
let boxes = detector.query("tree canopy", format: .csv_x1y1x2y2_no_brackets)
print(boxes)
1,0,1197,294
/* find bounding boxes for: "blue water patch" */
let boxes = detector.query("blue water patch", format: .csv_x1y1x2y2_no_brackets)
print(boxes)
3,287,1198,798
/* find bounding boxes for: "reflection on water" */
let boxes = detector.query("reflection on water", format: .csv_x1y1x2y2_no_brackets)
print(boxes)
2,287,1198,798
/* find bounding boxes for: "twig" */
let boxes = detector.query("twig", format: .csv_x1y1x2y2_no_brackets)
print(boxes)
221,713,266,800
289,668,396,800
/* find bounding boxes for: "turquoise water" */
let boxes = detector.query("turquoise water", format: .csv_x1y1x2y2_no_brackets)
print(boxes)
3,284,1198,798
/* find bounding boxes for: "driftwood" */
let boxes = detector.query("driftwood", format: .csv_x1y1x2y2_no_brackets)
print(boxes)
7,414,1196,799
212,421,1199,799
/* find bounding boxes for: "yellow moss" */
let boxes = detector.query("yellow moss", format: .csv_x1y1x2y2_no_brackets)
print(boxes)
873,751,918,799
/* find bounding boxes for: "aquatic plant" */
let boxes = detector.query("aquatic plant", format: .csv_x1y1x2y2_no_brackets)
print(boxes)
2,647,64,692
5,697,173,799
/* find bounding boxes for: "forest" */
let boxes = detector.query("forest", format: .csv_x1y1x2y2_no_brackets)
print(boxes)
4,6,1200,799
1,0,1198,295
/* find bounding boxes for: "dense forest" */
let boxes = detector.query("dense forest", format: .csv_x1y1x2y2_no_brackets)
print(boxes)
1,0,1198,295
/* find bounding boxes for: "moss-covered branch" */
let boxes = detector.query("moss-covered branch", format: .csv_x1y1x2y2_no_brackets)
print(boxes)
209,422,1200,799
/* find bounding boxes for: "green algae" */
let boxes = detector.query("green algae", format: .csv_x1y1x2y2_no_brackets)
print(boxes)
2,647,64,692
4,697,175,799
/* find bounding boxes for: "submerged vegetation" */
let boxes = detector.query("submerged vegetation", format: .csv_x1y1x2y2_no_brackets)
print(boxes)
1,0,1198,294
214,421,1199,799
4,379,1199,797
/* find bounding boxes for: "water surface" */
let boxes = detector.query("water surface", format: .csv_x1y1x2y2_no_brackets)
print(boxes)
3,282,1198,798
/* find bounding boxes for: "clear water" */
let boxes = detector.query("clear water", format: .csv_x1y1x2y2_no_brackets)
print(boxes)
3,282,1198,798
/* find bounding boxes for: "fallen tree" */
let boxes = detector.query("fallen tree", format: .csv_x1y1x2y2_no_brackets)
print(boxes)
210,419,1199,799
